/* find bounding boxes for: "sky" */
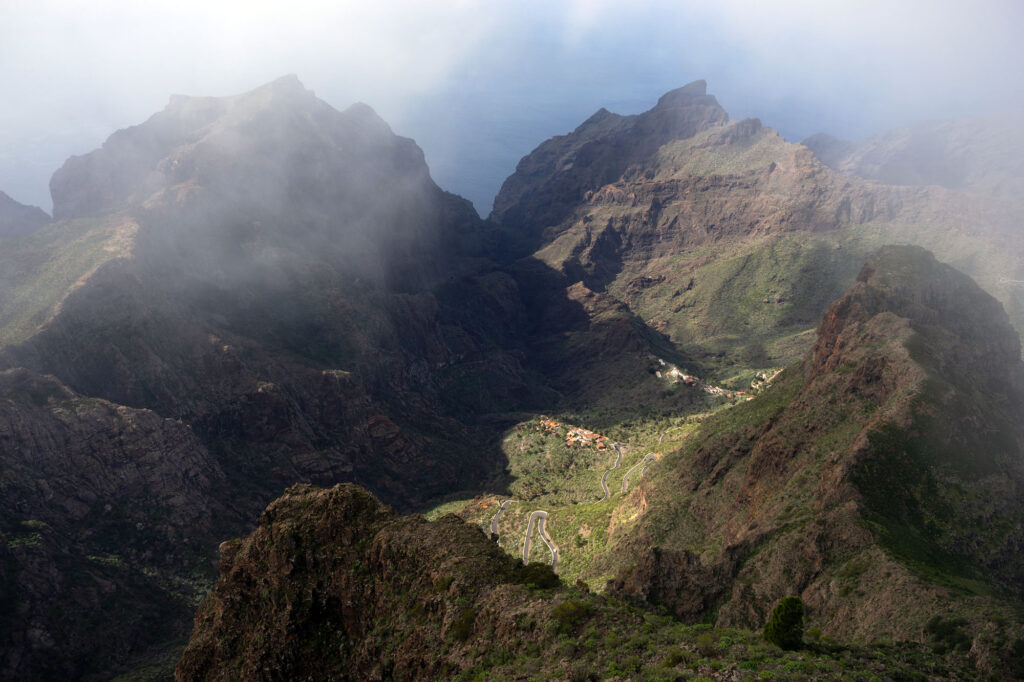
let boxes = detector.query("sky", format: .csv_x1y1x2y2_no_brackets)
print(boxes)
1,0,1023,215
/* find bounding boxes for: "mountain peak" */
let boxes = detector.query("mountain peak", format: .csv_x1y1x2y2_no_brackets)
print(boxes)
164,74,313,113
48,76,400,221
655,79,709,107
264,72,305,91
490,79,728,253
238,73,315,107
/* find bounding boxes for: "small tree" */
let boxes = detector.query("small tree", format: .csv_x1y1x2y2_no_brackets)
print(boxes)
763,596,804,650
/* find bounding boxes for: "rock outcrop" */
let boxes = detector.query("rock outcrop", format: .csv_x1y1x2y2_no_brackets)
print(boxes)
176,483,534,680
176,483,980,680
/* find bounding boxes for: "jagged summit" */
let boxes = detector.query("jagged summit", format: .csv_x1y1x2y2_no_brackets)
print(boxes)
490,80,728,253
166,73,312,109
49,75,417,222
655,79,710,106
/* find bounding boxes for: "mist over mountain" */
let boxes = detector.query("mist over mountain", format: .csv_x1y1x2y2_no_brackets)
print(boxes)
0,73,1023,680
804,112,1024,204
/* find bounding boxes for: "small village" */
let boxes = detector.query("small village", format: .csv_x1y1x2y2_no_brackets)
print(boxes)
538,417,610,450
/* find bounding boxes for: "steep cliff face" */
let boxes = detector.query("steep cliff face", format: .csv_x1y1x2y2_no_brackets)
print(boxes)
491,80,728,257
50,74,485,290
0,369,225,680
608,247,1024,649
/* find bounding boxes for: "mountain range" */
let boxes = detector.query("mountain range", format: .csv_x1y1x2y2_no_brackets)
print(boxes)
1,76,1022,680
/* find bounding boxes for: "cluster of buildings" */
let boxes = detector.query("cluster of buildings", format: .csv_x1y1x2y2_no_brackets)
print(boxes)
537,417,610,450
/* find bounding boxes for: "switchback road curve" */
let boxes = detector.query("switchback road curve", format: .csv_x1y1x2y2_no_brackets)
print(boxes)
522,510,559,571
621,453,657,493
599,443,624,501
489,499,512,536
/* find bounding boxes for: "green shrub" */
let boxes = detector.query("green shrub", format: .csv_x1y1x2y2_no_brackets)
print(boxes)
924,615,970,654
449,607,477,642
696,632,717,657
762,596,803,650
516,561,560,589
661,649,695,668
1009,638,1024,679
551,599,594,634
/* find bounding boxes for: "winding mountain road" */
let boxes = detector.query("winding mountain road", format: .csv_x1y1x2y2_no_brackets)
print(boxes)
522,510,559,571
621,453,657,493
599,443,624,501
489,499,512,536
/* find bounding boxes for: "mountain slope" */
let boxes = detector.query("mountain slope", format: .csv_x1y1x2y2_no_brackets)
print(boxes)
0,369,225,680
3,77,1023,679
0,77,529,679
606,246,1024,653
0,76,506,511
0,191,49,237
803,112,1024,201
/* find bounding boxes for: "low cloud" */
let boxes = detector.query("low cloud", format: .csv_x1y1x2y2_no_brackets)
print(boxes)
2,0,1021,213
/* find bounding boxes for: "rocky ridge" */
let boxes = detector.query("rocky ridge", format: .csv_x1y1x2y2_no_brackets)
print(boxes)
607,246,1024,656
175,483,983,681
803,112,1024,201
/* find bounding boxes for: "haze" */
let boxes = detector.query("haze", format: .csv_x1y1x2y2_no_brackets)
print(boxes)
2,0,1022,214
